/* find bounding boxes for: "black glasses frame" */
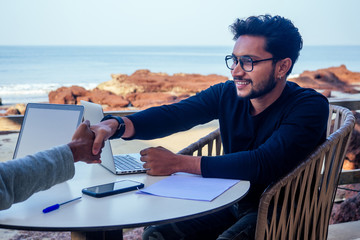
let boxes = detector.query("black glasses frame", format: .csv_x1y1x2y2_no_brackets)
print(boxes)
225,54,277,72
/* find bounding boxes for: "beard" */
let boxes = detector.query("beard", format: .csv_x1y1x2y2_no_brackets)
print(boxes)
238,68,277,99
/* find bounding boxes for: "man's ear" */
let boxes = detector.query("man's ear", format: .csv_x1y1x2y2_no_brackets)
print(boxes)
276,58,292,78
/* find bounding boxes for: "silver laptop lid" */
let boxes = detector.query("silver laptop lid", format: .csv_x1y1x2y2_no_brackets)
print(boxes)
13,103,84,159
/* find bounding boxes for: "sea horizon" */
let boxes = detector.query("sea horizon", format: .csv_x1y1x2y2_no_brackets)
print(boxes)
1,45,360,105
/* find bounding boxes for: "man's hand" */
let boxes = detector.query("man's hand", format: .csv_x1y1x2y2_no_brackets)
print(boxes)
140,146,202,176
90,119,118,155
68,120,103,163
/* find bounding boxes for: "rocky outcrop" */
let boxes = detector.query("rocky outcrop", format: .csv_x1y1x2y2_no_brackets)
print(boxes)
48,70,228,110
289,65,360,94
48,86,88,105
0,103,26,116
126,92,189,108
48,86,130,109
331,185,360,224
98,70,228,96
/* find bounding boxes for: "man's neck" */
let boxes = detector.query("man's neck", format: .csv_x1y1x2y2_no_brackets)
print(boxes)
250,81,287,116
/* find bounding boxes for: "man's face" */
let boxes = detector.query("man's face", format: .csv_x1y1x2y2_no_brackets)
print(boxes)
231,35,277,99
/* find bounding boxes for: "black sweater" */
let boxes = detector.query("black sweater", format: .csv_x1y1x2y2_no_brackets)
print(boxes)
127,80,329,203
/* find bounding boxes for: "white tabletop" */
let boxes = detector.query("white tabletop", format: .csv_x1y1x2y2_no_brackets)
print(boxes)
0,162,250,232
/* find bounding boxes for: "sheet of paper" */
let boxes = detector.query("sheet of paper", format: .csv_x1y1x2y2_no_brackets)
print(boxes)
137,173,240,201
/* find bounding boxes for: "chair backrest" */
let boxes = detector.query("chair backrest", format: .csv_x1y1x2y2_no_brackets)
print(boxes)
178,105,355,240
255,105,355,240
178,128,222,156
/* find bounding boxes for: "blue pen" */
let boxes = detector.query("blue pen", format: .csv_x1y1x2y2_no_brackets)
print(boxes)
42,197,82,213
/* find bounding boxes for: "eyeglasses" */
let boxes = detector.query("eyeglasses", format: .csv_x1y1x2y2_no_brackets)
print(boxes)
225,54,277,72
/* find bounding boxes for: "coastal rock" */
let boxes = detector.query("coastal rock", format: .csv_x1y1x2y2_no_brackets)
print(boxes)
49,86,129,108
289,65,360,94
4,104,26,115
48,86,87,105
331,191,360,224
97,69,228,96
47,69,228,110
92,70,227,110
326,65,360,84
85,89,129,108
126,92,189,108
47,69,227,111
97,74,144,96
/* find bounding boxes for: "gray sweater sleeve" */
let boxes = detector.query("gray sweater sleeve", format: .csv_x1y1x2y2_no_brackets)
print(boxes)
0,144,75,210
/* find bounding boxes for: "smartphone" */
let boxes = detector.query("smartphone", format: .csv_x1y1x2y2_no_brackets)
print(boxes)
82,180,144,198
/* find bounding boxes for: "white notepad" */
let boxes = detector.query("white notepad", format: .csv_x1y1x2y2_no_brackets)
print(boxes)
137,173,240,201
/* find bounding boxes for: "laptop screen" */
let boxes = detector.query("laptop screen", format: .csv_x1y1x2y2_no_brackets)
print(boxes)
13,103,84,159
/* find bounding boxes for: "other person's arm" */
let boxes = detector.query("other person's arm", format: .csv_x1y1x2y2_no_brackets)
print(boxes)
0,120,100,210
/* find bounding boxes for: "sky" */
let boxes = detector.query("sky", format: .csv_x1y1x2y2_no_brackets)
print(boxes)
0,0,359,46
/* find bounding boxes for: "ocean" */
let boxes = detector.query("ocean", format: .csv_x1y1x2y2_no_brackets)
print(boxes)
0,45,360,105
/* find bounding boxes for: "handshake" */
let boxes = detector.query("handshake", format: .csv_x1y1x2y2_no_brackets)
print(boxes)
67,120,104,164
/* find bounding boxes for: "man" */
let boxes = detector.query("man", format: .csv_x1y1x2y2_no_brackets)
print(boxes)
0,120,101,211
91,15,329,239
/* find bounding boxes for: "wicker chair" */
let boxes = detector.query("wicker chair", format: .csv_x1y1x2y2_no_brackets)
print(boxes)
177,105,355,240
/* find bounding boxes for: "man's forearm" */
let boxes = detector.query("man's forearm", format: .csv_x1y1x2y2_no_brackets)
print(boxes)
100,117,135,139
122,117,135,138
178,155,202,175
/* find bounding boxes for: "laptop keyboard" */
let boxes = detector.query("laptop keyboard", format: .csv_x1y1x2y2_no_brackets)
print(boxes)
114,154,145,171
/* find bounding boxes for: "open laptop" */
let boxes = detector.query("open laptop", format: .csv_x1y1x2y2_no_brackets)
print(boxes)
80,100,146,175
13,103,84,159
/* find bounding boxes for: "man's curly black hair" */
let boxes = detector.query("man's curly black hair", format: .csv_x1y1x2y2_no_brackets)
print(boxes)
230,15,303,76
